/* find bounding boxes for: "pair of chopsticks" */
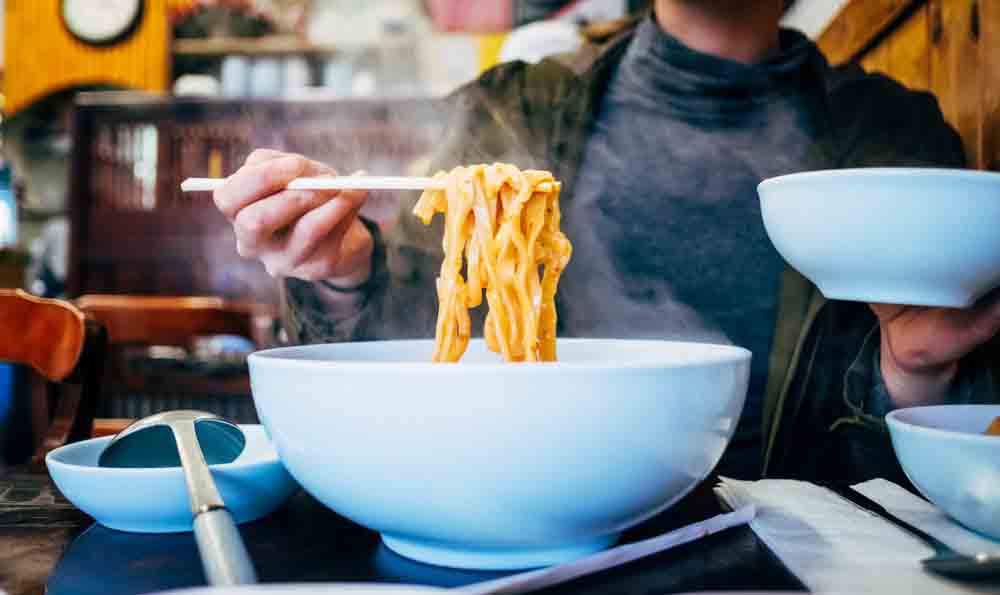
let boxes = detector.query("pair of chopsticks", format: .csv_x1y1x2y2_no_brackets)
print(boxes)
182,176,443,192
181,176,555,193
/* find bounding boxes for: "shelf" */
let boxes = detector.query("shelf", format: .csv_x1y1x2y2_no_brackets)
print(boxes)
172,36,337,57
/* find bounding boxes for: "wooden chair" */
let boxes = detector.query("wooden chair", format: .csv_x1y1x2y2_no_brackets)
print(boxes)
75,294,276,437
0,289,107,468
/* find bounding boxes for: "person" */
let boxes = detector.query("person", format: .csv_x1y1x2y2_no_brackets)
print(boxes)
212,0,1000,482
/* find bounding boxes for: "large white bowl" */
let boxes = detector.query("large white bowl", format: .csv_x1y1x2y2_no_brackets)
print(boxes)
886,405,1000,540
247,339,750,569
758,168,1000,308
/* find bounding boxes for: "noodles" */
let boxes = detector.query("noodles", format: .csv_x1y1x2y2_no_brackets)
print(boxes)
413,164,572,362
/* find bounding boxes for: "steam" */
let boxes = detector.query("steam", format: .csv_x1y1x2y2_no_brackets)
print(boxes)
558,196,731,345
285,92,735,346
259,79,743,348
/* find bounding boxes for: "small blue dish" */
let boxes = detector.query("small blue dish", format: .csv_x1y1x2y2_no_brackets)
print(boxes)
46,424,298,533
886,405,1000,540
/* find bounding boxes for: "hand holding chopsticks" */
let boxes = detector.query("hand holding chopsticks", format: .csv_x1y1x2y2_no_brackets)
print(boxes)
197,150,552,286
208,152,377,286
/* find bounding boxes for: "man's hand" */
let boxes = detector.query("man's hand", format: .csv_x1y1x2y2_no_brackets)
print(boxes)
213,149,373,287
870,289,1000,408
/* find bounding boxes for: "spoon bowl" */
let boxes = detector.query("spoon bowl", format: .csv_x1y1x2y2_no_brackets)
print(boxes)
99,410,246,468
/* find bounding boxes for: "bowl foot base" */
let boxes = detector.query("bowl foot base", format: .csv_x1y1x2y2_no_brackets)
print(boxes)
818,284,979,308
381,532,620,570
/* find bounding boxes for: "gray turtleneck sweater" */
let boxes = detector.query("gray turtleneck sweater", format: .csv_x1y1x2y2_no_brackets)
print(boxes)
562,19,825,477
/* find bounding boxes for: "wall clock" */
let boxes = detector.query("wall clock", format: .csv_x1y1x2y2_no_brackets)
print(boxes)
62,0,145,45
5,0,169,116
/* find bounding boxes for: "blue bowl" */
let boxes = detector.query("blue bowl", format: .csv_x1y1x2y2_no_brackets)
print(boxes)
759,168,1000,307
46,424,299,533
886,405,1000,540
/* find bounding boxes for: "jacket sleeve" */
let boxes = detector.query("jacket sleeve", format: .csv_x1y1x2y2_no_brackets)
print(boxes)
825,67,967,169
830,70,998,420
280,59,573,344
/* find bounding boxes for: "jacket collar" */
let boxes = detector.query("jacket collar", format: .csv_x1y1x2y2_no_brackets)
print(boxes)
549,30,635,198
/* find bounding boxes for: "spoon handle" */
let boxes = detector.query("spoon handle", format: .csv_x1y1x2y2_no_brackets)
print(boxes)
172,421,226,515
194,508,259,585
172,420,257,585
821,482,953,555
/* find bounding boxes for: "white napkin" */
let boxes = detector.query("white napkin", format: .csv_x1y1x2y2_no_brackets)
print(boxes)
715,477,1000,594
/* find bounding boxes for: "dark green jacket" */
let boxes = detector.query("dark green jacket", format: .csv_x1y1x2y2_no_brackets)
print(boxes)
283,26,1000,483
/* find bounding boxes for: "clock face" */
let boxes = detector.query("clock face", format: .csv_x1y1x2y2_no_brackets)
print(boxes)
62,0,144,45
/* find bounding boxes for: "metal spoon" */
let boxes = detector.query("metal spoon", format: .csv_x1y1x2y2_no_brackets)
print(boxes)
823,482,1000,580
99,410,258,585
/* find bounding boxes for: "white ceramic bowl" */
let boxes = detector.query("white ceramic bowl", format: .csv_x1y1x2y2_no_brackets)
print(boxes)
886,405,1000,540
758,168,1000,308
46,425,299,533
247,338,750,570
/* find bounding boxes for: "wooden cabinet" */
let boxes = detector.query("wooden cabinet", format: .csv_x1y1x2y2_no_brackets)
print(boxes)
818,0,996,169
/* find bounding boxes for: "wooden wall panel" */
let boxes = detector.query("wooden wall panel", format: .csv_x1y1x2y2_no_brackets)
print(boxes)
820,0,998,171
981,0,1000,170
929,0,982,167
859,37,891,74
818,0,921,64
888,3,931,92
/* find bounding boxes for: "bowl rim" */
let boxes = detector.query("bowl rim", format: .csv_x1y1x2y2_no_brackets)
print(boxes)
45,424,280,475
758,167,1000,192
247,338,753,372
885,404,1000,445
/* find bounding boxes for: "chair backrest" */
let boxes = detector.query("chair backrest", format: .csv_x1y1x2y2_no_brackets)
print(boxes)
75,294,276,427
0,290,85,382
0,290,106,467
75,294,269,347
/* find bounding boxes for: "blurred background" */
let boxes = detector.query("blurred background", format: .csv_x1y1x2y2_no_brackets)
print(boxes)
0,0,994,466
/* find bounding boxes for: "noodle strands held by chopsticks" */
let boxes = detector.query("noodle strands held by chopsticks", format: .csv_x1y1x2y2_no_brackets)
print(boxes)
413,164,572,363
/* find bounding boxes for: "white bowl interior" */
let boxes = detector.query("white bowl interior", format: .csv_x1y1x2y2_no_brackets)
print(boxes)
47,425,277,468
253,337,751,366
889,404,1000,437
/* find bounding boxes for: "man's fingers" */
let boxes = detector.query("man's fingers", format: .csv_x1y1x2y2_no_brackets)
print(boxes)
233,189,340,256
215,155,311,219
287,233,348,281
961,290,1000,345
244,148,286,167
870,302,899,321
282,197,359,272
337,188,368,211
215,154,338,220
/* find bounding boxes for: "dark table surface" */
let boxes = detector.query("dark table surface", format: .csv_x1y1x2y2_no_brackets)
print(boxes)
0,470,805,595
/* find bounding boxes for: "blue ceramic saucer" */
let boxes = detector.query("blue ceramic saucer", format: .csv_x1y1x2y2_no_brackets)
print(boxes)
46,424,298,533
